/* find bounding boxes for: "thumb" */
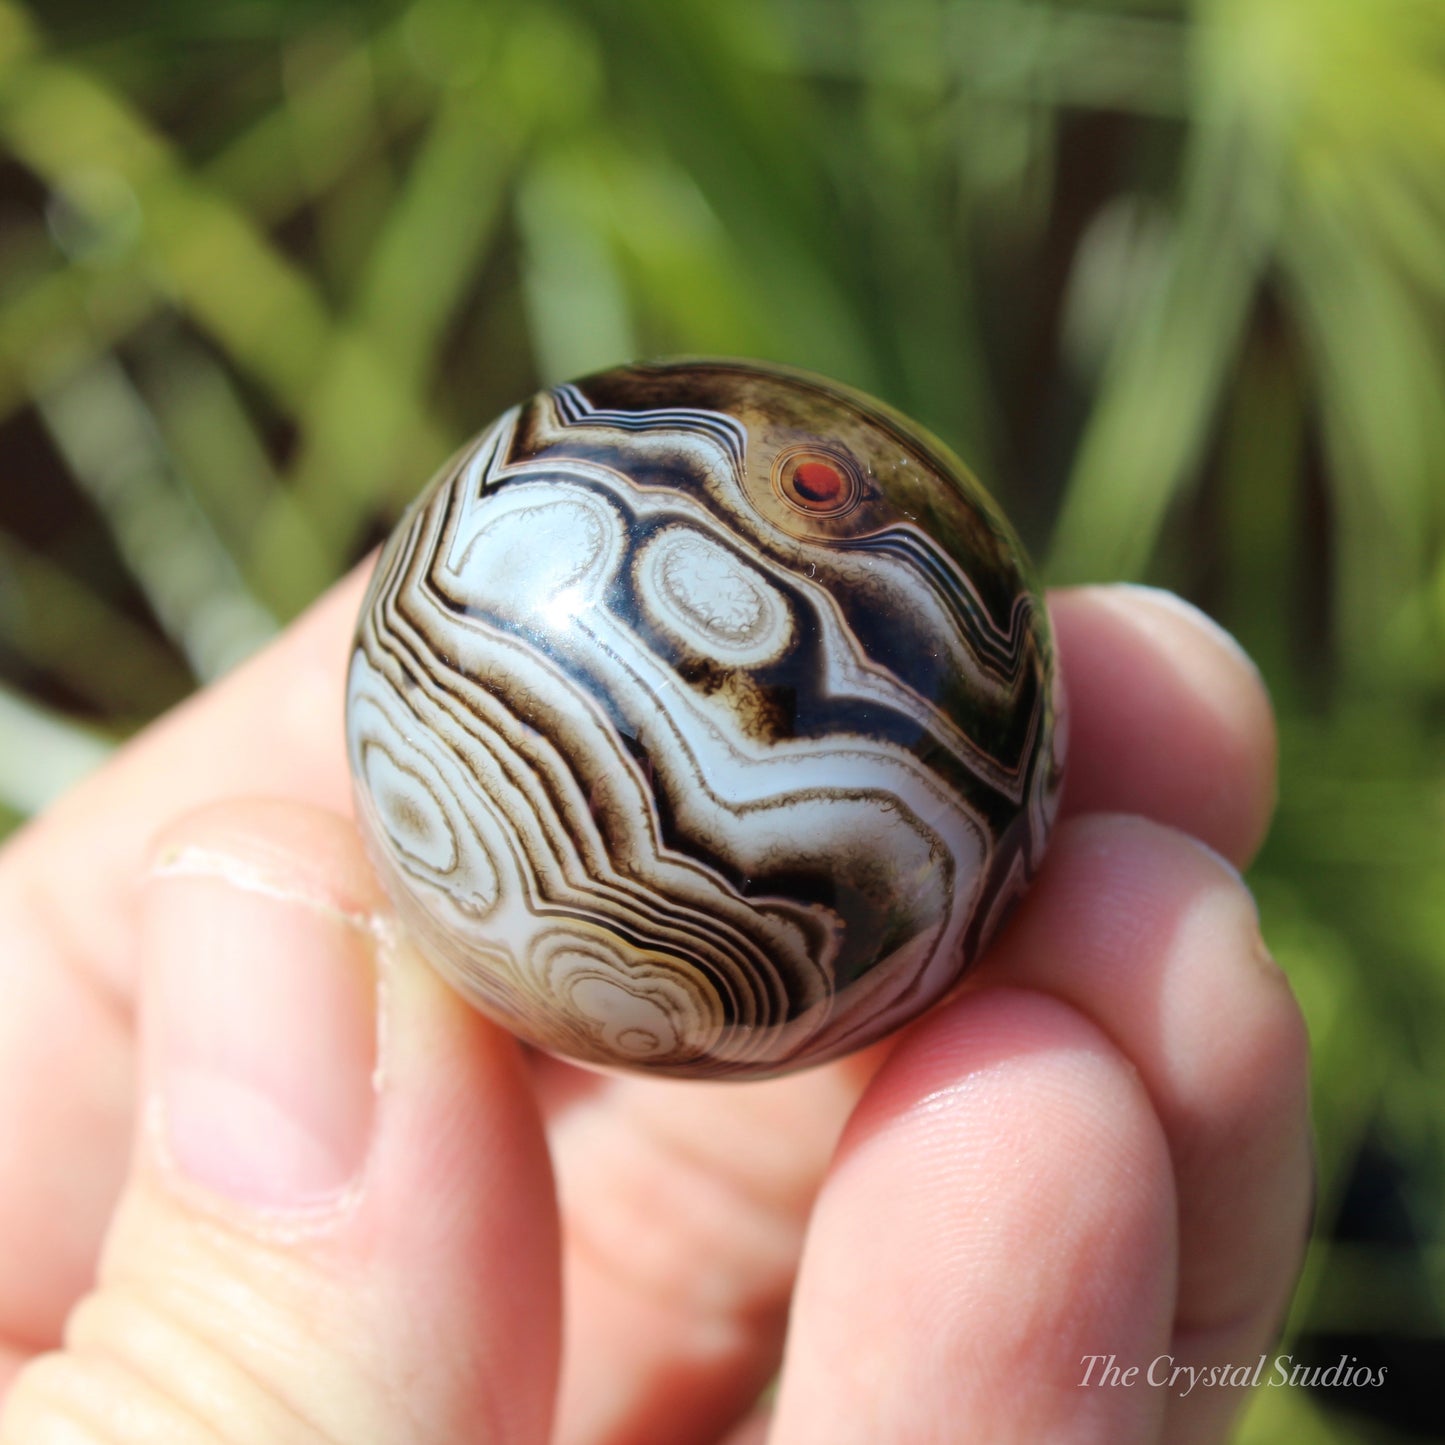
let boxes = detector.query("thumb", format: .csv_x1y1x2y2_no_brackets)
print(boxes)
1,799,559,1445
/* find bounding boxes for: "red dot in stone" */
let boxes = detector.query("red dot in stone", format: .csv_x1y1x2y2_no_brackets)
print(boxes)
792,459,845,505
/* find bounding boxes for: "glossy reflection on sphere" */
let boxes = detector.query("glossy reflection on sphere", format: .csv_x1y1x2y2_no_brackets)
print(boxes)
346,359,1064,1079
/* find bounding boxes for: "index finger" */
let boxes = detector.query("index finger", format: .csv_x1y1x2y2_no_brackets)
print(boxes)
3,568,368,1007
1050,584,1277,867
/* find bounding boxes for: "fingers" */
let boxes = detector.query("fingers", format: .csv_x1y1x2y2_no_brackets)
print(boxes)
0,579,1282,1437
978,814,1312,1443
1051,585,1277,867
769,815,1311,1444
527,587,1283,1445
0,800,559,1444
544,1054,882,1445
770,988,1178,1444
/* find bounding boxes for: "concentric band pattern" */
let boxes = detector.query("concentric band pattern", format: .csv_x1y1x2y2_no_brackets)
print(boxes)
347,360,1064,1078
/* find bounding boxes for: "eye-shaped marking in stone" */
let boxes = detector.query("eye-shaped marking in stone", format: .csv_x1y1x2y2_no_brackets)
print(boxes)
772,443,864,517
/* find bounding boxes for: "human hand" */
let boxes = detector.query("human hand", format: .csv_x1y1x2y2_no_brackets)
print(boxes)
0,574,1310,1445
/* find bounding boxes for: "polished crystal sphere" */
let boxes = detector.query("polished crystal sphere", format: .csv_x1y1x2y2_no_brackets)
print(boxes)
346,359,1064,1079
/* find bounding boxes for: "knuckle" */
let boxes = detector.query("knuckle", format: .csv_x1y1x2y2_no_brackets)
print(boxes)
1,1284,345,1445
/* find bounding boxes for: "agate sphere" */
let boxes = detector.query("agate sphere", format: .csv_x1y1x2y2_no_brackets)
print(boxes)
346,359,1064,1079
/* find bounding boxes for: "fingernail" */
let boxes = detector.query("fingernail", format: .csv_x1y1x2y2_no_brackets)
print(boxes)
1179,834,1281,978
142,851,378,1210
1176,829,1251,894
1095,583,1264,683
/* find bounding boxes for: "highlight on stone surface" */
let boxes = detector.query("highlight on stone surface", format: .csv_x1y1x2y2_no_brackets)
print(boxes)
346,359,1065,1079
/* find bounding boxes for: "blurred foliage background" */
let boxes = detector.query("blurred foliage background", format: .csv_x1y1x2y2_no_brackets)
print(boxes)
1,0,1443,1437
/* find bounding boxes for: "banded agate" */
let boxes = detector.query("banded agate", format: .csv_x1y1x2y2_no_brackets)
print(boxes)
346,360,1064,1079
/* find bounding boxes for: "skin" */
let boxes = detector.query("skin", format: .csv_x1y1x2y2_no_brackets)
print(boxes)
0,571,1310,1445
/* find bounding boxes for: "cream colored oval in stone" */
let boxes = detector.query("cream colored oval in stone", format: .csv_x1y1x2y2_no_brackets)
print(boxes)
636,526,794,666
361,742,459,874
455,487,623,621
